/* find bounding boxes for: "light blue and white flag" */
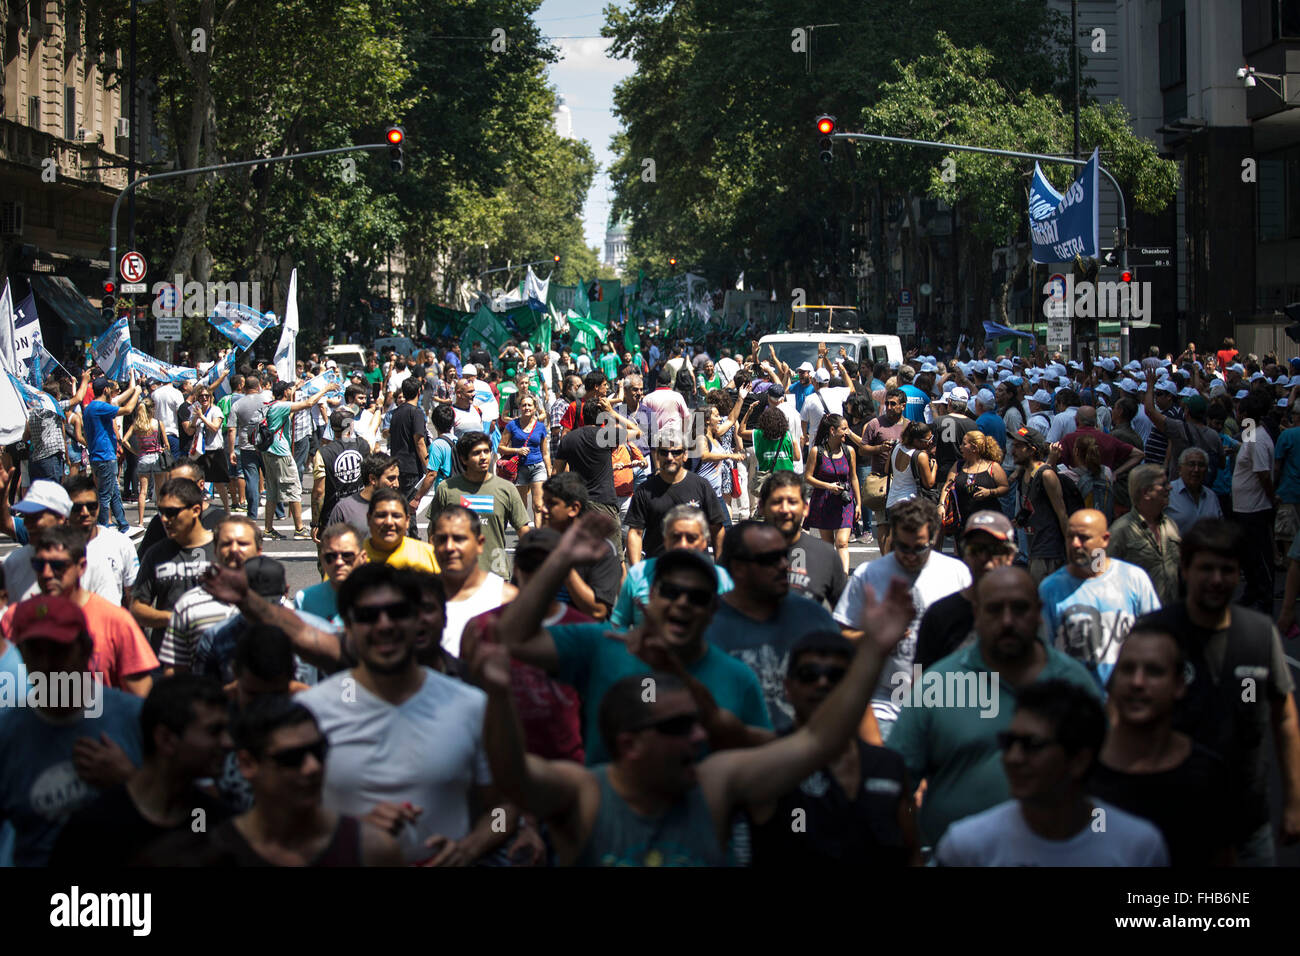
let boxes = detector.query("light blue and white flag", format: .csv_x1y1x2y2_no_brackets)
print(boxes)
297,367,342,400
92,317,132,379
12,292,43,384
207,301,277,350
7,371,62,418
124,347,199,384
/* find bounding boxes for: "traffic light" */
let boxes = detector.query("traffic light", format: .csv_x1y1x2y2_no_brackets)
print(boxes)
101,279,116,323
553,254,561,265
386,125,404,173
1120,269,1134,284
815,114,836,165
668,257,678,269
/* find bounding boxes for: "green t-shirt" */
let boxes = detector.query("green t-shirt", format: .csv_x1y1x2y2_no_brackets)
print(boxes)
753,431,794,472
550,623,772,765
216,394,235,421
698,373,724,392
432,474,530,578
263,401,293,457
364,367,383,386
599,352,620,381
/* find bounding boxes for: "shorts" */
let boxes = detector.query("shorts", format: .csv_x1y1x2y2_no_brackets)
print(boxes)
200,449,230,483
136,452,166,475
517,461,547,485
263,452,301,503
1275,502,1300,541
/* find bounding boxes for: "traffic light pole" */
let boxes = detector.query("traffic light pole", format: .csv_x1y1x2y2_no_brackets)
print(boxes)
108,142,393,287
831,130,1131,363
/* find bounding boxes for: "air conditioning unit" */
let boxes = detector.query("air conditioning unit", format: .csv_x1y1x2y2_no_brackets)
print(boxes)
76,128,91,142
0,202,23,237
116,117,130,138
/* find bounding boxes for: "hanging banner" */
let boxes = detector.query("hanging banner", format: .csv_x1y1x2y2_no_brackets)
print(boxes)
1029,147,1100,264
123,347,199,383
12,292,44,383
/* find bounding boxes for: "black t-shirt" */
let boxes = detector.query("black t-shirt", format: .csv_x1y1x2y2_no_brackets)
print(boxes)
751,740,909,867
934,413,978,479
49,783,230,867
469,349,491,370
136,536,219,651
915,591,975,669
555,426,617,506
787,531,847,608
1089,743,1233,867
389,402,428,476
137,504,226,558
557,538,624,615
626,472,727,557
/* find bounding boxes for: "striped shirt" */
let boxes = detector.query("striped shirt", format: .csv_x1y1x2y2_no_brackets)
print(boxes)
158,586,240,670
292,407,314,442
1143,404,1182,467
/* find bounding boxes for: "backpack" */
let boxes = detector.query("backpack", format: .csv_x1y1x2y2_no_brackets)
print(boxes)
1029,465,1086,519
435,433,462,479
255,409,280,453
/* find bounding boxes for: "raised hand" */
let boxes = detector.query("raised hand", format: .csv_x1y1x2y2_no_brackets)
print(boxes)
199,564,249,606
558,509,617,565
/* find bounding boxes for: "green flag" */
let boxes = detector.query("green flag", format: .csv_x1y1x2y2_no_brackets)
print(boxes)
568,310,607,351
572,278,590,318
535,306,554,358
462,304,513,356
623,317,639,356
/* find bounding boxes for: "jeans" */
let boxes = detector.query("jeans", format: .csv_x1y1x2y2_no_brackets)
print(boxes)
239,448,262,520
91,458,129,530
292,435,311,485
1236,508,1276,614
122,450,138,498
856,464,874,535
29,454,64,482
168,434,182,460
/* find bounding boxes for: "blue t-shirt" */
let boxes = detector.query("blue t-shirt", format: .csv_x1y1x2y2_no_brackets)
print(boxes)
264,402,293,457
1275,428,1300,504
505,419,547,466
427,436,455,488
444,352,461,376
550,623,772,766
900,384,929,423
12,515,26,546
975,411,1007,452
0,643,27,866
704,594,838,733
610,557,734,629
295,581,340,624
0,687,143,867
791,381,816,412
1038,560,1162,686
1211,434,1239,496
83,400,120,462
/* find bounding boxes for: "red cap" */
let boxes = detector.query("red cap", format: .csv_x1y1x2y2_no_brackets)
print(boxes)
10,595,87,645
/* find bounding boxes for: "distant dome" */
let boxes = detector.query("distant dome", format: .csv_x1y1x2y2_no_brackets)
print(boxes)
606,212,630,239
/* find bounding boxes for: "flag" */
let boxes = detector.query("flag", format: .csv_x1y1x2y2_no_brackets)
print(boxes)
203,350,237,389
12,292,43,383
0,281,18,378
33,342,65,385
535,306,554,358
207,301,277,350
123,347,198,383
92,317,132,379
461,304,513,356
567,311,607,352
7,371,62,418
524,266,549,311
623,318,639,356
572,277,590,318
0,372,27,444
297,367,342,403
274,268,299,383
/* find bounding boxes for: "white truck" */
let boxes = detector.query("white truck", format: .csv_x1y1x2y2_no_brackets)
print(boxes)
757,331,903,372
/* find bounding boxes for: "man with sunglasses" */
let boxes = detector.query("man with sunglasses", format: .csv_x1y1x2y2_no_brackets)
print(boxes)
707,521,838,733
889,567,1100,850
835,498,969,744
469,555,916,866
296,524,368,625
626,429,727,565
63,475,138,608
749,630,921,867
136,457,228,559
933,678,1167,865
914,511,1019,670
0,481,111,603
133,478,217,654
494,513,773,766
297,562,518,865
611,505,734,629
1,525,156,695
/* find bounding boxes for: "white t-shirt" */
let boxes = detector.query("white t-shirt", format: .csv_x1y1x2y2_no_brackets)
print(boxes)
774,398,805,475
441,573,506,658
716,357,740,385
802,387,850,444
152,384,184,432
1045,408,1078,443
1232,425,1275,514
297,668,493,864
833,550,970,725
387,368,411,395
86,527,140,606
452,405,485,439
3,544,119,604
934,799,1169,866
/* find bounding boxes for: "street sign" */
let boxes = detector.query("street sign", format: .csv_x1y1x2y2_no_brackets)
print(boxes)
899,289,912,306
156,315,182,341
1129,246,1173,267
897,305,915,335
1047,315,1071,351
120,282,147,293
119,251,147,283
155,283,179,315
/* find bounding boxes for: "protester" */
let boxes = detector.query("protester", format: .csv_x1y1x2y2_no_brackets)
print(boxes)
133,478,218,653
803,414,860,574
1165,447,1223,535
498,391,551,523
431,431,531,578
135,457,227,557
261,379,336,541
536,472,623,621
83,372,142,532
626,429,727,564
363,487,440,574
296,524,367,624
123,398,169,527
431,505,517,658
755,471,845,608
1107,465,1182,606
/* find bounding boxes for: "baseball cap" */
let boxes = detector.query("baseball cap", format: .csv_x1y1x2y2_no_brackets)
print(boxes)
1184,395,1208,416
515,526,562,560
1118,379,1141,393
1012,426,1048,453
243,556,288,599
13,480,72,518
10,595,87,645
920,362,938,373
932,393,950,406
1029,389,1054,405
1156,380,1179,395
1008,376,1024,388
949,386,970,402
963,510,1015,541
461,364,478,377
1235,389,1250,399
976,388,996,408
815,368,831,383
91,376,112,394
767,383,786,399
797,362,815,373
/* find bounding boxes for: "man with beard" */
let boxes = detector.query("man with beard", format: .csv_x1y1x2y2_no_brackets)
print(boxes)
859,389,910,553
467,556,915,866
493,512,772,765
756,471,845,608
432,505,516,658
1135,519,1300,866
888,567,1100,849
626,429,727,563
611,506,734,629
295,562,519,864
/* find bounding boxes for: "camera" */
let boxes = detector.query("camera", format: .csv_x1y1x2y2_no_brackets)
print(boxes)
837,482,854,504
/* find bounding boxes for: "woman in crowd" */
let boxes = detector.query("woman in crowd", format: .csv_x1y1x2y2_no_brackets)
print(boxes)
742,403,799,504
886,420,937,514
804,413,860,573
186,386,232,510
692,398,747,506
122,397,170,528
939,430,1010,549
704,388,748,518
497,391,551,523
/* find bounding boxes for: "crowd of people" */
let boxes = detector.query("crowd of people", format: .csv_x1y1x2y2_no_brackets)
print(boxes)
0,329,1296,868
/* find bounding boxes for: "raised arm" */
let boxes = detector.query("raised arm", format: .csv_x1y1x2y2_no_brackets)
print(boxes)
1142,368,1168,433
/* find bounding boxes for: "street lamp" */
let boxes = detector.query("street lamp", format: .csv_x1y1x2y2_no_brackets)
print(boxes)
1237,65,1294,103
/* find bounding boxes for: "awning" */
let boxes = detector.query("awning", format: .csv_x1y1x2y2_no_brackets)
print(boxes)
27,275,106,339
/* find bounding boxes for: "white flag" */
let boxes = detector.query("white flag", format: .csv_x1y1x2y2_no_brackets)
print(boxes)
274,268,299,382
0,280,19,377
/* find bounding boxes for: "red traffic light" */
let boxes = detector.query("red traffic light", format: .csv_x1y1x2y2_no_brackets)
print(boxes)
386,126,404,145
553,255,561,263
669,257,678,267
816,115,836,136
103,280,116,295
1120,270,1133,283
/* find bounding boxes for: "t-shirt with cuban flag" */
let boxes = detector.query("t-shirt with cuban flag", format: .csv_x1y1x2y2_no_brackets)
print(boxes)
432,474,531,579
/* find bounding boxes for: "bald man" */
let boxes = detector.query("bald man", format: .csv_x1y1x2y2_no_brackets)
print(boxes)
1058,406,1143,476
1035,509,1162,687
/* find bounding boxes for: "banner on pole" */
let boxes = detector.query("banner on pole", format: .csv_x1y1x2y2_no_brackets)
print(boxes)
1029,147,1100,264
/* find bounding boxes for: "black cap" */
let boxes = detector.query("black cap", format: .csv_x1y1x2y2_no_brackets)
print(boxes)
652,548,719,591
243,556,287,599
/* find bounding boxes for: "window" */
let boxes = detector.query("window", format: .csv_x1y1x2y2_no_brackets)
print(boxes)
27,95,39,129
1259,157,1285,240
1158,9,1185,89
64,85,75,140
1244,0,1300,50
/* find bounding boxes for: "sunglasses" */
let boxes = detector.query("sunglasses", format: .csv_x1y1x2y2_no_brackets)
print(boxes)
655,580,713,607
655,448,687,458
350,601,415,624
893,542,931,556
70,501,97,514
637,714,701,737
738,547,789,567
995,731,1057,754
30,557,73,574
266,738,330,769
322,550,359,564
159,505,195,520
793,664,847,685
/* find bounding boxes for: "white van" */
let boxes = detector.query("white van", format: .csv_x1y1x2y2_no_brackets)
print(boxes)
373,336,419,359
323,344,367,371
757,331,903,372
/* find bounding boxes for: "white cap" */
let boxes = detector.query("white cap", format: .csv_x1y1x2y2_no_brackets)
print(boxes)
797,362,815,373
921,362,938,373
1095,383,1112,396
1281,398,1291,408
1250,371,1265,381
1118,379,1141,393
1126,360,1142,371
1230,363,1245,373
1156,380,1179,394
12,480,72,518
1178,387,1198,398
932,393,950,406
1235,389,1250,399
976,388,996,408
949,386,971,402
461,364,478,377
942,380,957,393
998,369,1013,382
1029,389,1053,405
815,368,831,383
